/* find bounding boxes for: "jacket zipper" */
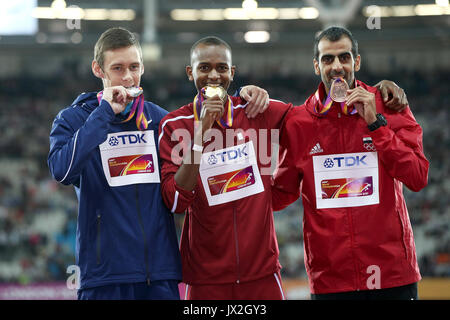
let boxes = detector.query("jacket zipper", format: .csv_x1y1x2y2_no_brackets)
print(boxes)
346,207,361,290
135,185,151,285
233,207,241,284
96,213,101,265
339,112,361,290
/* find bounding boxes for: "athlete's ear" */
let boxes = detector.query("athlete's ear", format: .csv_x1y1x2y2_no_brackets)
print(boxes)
313,59,321,76
230,65,236,82
354,55,361,72
186,65,194,81
92,60,104,79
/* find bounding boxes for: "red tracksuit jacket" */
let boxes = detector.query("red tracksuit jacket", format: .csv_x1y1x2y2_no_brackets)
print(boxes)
272,81,429,294
159,96,291,285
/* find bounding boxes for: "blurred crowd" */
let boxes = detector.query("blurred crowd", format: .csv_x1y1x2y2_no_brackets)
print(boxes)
0,62,448,284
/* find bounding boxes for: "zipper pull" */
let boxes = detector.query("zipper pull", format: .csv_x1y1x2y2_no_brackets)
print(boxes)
147,278,151,286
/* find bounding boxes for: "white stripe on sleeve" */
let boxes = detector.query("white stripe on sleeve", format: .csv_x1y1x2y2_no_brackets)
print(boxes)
158,114,194,144
58,130,79,183
171,190,179,213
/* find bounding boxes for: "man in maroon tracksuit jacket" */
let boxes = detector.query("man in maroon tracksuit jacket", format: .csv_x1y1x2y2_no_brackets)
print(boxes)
158,36,292,299
272,26,429,300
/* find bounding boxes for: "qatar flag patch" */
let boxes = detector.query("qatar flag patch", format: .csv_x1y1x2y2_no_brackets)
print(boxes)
363,137,376,151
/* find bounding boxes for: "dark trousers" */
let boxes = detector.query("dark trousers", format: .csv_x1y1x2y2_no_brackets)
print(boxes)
311,282,418,300
78,280,180,300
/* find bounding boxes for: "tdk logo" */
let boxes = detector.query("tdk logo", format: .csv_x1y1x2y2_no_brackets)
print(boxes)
323,155,368,168
207,155,218,165
209,145,248,165
109,133,147,146
108,136,119,147
323,158,334,168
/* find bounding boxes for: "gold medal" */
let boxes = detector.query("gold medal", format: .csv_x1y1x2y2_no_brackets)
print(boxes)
203,85,227,103
329,78,349,103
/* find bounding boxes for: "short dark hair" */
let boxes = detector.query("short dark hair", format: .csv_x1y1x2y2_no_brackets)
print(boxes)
313,26,358,60
94,27,142,69
190,36,232,63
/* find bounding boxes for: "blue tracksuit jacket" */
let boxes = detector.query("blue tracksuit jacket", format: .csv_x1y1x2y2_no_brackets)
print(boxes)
48,92,182,290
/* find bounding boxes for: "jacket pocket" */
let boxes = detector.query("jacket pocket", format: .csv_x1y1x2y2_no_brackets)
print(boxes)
96,212,101,265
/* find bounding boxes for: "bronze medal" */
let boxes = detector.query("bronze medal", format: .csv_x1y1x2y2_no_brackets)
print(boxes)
329,78,349,103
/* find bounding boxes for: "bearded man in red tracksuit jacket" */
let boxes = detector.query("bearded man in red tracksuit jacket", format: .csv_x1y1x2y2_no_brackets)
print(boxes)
272,26,429,300
158,36,292,300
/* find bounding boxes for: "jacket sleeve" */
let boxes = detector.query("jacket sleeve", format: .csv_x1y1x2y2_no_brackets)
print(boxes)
265,99,293,129
47,100,115,186
158,117,196,213
372,93,429,192
271,109,303,211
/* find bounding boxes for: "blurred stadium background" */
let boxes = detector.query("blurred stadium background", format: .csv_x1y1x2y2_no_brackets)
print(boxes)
0,0,448,300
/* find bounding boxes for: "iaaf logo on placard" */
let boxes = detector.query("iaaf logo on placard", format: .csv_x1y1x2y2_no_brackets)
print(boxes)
323,155,368,168
109,133,147,146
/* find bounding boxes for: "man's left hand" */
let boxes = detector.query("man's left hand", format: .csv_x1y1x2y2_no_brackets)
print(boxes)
239,85,269,118
375,80,408,112
346,87,377,125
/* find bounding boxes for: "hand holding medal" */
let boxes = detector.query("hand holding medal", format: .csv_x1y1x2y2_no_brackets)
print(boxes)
193,85,234,138
346,86,377,124
97,86,148,130
200,85,227,121
99,86,132,114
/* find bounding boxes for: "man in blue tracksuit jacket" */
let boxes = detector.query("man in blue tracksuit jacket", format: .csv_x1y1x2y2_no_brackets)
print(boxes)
48,27,182,299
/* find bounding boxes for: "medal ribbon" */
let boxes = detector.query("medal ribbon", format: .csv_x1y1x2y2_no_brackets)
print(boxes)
314,78,357,116
97,88,148,130
193,87,233,129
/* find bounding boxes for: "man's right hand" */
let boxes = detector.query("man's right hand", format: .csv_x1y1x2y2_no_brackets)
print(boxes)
102,86,134,114
175,94,225,192
199,95,225,137
375,80,408,112
239,85,269,118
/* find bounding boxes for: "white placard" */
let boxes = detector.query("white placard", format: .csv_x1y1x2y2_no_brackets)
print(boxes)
99,130,160,187
313,152,379,209
199,141,264,206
